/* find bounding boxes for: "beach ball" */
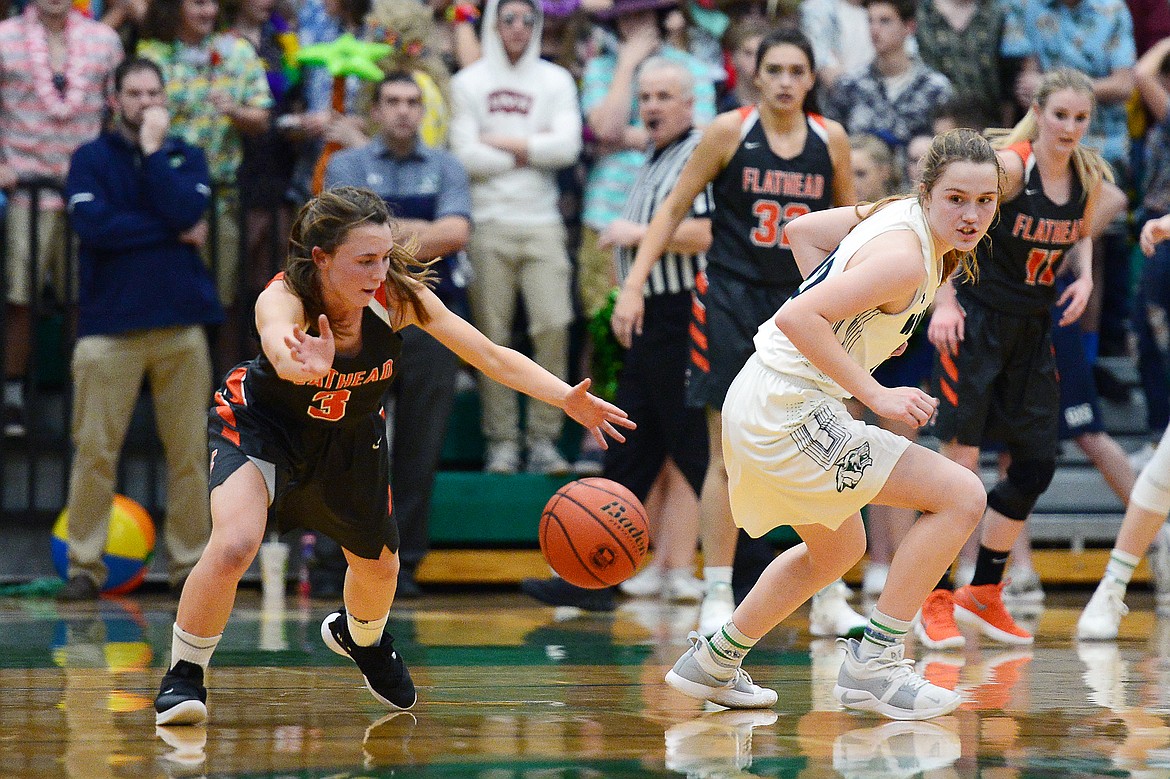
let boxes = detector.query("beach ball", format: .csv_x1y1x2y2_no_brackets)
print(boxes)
51,495,156,595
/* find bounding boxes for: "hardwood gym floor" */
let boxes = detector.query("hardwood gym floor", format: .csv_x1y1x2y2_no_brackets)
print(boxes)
2,581,1169,778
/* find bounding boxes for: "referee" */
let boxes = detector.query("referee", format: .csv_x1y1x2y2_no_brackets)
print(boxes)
521,57,712,611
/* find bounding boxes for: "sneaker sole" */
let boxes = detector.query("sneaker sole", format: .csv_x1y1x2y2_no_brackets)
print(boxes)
155,699,207,726
954,604,1034,645
913,620,966,650
664,669,777,709
320,616,418,711
832,684,961,721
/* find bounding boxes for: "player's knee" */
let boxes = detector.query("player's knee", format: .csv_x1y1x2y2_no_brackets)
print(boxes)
987,459,1056,521
210,532,263,576
949,468,987,530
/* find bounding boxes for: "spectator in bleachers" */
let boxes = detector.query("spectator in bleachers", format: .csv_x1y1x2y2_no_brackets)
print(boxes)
799,0,872,90
1001,0,1136,370
323,70,472,598
716,18,761,112
289,0,363,205
914,0,1011,130
366,0,454,149
0,0,123,438
58,57,221,601
138,0,273,374
225,0,301,293
579,0,717,324
450,0,582,475
822,0,952,153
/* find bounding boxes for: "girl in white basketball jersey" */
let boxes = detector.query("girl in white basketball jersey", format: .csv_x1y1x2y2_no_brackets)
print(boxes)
1076,212,1170,640
665,128,1002,721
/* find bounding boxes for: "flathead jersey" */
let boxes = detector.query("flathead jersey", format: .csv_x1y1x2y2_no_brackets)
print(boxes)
753,198,940,400
707,107,835,289
960,140,1087,315
213,277,403,445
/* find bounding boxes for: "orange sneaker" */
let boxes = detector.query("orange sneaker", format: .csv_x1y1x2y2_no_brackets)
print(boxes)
914,589,965,650
953,583,1034,645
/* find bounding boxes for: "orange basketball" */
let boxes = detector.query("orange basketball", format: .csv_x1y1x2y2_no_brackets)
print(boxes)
538,477,649,589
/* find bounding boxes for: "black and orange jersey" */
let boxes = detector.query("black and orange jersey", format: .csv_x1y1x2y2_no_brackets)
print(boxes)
707,107,835,289
960,140,1088,315
212,278,403,451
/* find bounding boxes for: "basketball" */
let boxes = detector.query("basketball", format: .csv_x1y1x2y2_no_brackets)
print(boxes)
538,477,648,589
51,494,156,595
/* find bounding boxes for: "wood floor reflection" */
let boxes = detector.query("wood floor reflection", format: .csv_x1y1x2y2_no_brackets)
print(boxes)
2,589,1168,778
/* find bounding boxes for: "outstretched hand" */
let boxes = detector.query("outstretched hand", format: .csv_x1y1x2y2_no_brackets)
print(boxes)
283,314,335,381
563,378,637,449
868,385,939,429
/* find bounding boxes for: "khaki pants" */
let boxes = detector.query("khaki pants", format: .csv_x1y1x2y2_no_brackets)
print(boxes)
66,326,213,586
5,203,69,304
202,196,241,306
467,221,572,446
577,225,618,319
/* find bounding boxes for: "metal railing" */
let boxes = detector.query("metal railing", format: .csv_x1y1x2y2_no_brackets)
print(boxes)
0,179,290,527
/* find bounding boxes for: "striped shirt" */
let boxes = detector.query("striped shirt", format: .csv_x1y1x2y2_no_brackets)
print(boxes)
615,128,711,298
0,8,123,210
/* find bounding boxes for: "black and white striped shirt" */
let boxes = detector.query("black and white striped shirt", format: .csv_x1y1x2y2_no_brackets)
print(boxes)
616,128,712,298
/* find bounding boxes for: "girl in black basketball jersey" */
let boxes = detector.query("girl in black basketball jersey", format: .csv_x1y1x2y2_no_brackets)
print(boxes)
153,187,634,726
612,27,855,638
917,68,1116,651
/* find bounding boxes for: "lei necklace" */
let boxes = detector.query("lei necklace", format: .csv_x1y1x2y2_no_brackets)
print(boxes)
23,6,90,120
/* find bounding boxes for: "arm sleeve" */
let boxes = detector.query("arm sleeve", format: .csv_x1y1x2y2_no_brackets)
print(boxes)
323,148,362,191
141,143,213,232
450,76,517,178
65,146,178,250
527,70,583,170
434,152,473,220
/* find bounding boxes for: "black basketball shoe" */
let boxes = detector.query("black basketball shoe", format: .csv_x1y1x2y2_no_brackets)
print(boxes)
321,609,417,709
155,660,208,725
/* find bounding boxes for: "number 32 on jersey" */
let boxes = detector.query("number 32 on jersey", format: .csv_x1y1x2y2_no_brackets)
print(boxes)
750,200,811,249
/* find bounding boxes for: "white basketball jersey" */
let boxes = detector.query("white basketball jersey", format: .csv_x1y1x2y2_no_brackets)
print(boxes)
753,197,940,400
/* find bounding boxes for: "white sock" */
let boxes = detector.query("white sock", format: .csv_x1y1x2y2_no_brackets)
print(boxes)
348,611,388,647
707,620,759,670
170,623,221,671
858,608,911,660
703,566,732,590
1105,549,1140,589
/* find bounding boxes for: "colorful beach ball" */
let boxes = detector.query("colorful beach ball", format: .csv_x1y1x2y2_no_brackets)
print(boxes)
51,495,156,595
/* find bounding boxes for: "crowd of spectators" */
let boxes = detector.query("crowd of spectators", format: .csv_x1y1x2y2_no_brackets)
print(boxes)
0,0,1164,594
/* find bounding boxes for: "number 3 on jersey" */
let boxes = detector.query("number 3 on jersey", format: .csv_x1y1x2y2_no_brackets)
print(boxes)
308,389,351,421
751,200,811,249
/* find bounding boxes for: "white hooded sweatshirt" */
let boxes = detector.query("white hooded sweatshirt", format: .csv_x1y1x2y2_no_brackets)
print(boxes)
450,0,582,225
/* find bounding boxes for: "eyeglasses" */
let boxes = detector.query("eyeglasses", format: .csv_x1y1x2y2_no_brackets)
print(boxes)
499,11,536,27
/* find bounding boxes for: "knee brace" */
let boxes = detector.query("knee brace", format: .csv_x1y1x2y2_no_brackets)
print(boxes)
986,458,1056,521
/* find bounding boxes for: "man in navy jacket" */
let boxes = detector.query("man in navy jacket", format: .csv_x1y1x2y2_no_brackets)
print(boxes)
58,57,223,601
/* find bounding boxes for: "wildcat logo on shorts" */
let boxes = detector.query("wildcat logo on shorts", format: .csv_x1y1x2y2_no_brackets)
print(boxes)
835,442,872,492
